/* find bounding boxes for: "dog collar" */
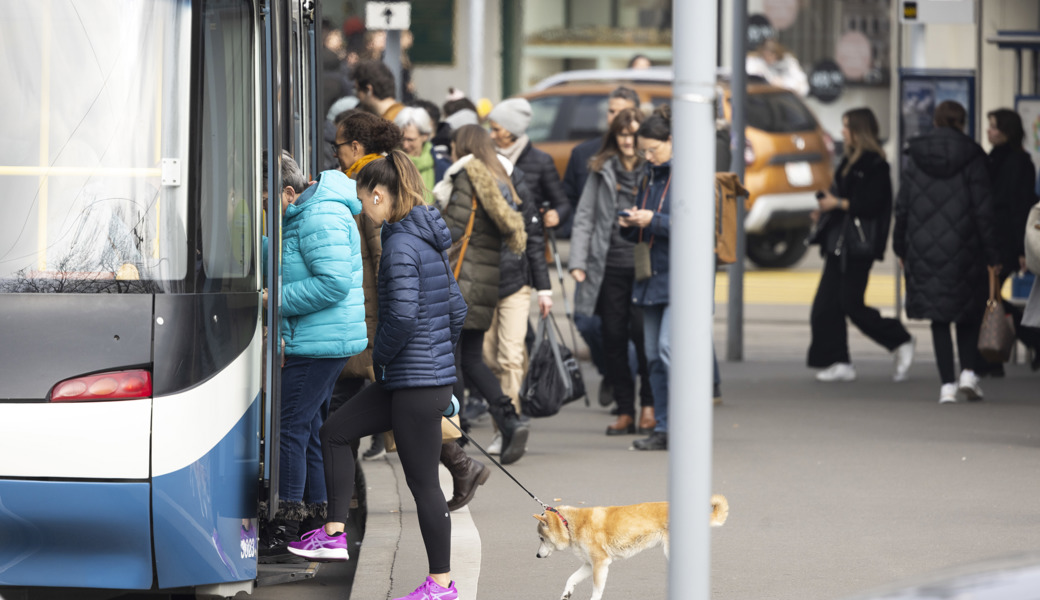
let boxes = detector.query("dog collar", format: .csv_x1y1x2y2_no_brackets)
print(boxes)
545,506,569,531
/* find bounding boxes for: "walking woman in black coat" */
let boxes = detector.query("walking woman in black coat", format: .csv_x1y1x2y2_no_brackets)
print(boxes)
894,101,1001,403
808,108,915,383
977,108,1040,375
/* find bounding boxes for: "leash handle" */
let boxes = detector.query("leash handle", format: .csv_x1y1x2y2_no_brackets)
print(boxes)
444,415,550,509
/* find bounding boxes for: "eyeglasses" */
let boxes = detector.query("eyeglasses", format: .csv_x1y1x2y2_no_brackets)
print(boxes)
640,143,664,157
331,140,349,152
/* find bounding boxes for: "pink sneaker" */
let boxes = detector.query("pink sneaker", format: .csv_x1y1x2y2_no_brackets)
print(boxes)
393,576,458,600
287,527,349,561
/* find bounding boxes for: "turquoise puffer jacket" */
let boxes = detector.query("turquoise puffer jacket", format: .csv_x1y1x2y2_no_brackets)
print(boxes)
281,170,367,358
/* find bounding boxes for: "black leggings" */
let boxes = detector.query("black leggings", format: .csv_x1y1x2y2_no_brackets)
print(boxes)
321,383,453,573
453,329,506,402
930,320,979,384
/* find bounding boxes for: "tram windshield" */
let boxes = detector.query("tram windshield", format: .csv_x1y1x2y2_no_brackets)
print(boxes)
0,1,192,293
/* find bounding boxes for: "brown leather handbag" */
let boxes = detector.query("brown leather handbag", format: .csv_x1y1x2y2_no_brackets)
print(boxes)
977,265,1016,363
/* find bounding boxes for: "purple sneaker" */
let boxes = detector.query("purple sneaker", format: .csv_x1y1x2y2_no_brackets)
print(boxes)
393,576,458,600
286,527,349,561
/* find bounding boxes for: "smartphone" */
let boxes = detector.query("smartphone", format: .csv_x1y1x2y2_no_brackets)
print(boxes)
814,190,826,200
617,210,632,217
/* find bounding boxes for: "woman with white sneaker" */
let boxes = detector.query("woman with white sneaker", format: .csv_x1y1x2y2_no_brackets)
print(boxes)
894,101,1000,403
808,107,915,384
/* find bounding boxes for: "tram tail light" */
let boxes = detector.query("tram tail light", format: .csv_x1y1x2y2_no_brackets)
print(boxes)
50,370,152,402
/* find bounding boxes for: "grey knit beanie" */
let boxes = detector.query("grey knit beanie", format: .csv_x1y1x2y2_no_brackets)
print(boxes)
488,98,532,137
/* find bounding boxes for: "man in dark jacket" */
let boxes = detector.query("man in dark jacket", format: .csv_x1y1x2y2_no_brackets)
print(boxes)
894,100,1000,403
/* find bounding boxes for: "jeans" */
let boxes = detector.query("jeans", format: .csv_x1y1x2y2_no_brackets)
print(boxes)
643,304,671,433
574,311,638,379
279,355,348,504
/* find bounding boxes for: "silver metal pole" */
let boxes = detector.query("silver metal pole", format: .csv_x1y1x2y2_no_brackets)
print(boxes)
385,29,403,101
669,0,717,599
468,0,485,101
726,0,747,362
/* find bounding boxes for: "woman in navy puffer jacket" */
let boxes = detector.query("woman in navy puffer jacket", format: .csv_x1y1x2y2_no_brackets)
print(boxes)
294,151,467,600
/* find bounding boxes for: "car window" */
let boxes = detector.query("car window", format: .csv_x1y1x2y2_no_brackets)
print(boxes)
744,92,818,133
528,96,565,143
568,95,609,140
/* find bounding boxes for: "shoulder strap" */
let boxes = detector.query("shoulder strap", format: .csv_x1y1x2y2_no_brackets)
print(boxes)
453,196,478,280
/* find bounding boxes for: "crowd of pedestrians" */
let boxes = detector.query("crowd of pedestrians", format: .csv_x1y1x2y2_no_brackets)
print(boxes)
253,24,1040,598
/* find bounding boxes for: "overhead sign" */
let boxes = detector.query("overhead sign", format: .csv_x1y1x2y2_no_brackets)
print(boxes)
366,2,411,31
900,0,975,24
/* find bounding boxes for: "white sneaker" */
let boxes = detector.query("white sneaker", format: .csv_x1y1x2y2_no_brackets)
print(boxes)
957,370,983,402
893,336,915,382
939,383,957,404
487,432,502,455
816,363,856,382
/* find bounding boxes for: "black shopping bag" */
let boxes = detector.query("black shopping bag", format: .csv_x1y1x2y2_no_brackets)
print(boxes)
520,314,586,417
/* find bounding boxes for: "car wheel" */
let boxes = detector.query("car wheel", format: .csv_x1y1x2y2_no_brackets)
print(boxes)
746,228,810,269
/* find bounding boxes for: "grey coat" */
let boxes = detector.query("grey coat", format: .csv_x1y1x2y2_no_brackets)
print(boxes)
1024,278,1040,328
569,158,622,317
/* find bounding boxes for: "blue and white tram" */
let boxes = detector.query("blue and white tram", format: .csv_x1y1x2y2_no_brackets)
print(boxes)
0,0,322,597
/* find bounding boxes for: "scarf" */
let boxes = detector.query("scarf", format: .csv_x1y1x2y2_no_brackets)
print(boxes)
496,133,529,166
346,153,383,179
409,142,436,204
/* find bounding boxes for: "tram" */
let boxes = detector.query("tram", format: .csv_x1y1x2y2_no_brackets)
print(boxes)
0,0,322,597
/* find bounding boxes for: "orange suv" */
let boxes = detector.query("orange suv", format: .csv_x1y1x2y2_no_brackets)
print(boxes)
521,68,833,268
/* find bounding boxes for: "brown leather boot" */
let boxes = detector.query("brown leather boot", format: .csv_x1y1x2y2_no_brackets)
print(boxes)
605,414,635,436
638,405,656,434
440,442,490,511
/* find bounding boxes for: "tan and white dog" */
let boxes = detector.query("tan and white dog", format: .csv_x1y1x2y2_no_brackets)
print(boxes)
534,495,729,600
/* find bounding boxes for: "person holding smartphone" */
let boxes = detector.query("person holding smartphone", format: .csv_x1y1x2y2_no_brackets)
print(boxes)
569,108,655,436
807,108,914,384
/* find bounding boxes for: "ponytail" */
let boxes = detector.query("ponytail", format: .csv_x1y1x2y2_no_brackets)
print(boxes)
356,149,428,223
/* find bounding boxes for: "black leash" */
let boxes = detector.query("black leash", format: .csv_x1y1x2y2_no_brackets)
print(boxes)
444,416,560,519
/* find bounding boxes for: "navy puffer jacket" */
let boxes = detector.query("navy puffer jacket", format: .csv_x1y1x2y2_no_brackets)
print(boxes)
621,161,672,306
373,205,467,390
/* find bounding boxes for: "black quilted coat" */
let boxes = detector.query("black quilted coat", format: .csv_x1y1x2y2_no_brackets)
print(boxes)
893,127,1000,323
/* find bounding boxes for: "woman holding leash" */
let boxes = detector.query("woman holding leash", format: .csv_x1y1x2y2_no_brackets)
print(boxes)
289,150,467,600
807,107,915,383
619,105,672,452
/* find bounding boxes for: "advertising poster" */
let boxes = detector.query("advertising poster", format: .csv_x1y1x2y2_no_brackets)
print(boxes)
899,69,976,167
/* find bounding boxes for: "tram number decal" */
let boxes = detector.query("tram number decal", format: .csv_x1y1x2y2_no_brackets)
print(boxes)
241,522,258,559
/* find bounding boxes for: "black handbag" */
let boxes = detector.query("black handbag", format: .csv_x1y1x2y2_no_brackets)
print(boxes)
837,214,876,260
520,314,586,417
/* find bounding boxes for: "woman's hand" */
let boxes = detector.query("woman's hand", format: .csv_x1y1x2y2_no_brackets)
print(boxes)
619,206,654,228
542,208,560,228
538,294,553,318
817,191,842,212
571,269,586,283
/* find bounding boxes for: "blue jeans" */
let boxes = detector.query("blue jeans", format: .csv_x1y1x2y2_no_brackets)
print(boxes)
279,355,348,504
643,304,671,433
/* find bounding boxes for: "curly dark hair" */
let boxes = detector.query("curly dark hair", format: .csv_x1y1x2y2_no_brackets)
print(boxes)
352,60,396,100
336,111,402,154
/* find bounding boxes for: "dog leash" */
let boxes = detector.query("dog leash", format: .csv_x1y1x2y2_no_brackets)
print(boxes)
445,417,569,529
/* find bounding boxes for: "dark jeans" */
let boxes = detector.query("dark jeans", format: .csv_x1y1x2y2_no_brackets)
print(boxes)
808,255,912,368
279,355,349,503
321,383,453,573
596,266,653,416
643,304,670,432
932,320,979,384
574,311,639,379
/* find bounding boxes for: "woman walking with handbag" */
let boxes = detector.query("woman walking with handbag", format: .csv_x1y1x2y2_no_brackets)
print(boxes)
434,124,530,464
289,151,468,600
894,101,1001,403
807,108,915,383
569,107,656,435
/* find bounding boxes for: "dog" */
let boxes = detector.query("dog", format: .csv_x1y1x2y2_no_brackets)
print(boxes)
534,495,728,600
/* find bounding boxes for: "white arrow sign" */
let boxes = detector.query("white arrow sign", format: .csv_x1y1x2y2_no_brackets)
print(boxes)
366,2,411,31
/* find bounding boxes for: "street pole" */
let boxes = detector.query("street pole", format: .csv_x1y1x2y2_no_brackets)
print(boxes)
468,0,484,101
669,0,717,599
385,29,403,101
726,0,747,362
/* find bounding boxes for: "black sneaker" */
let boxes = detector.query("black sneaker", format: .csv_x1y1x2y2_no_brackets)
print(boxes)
258,523,306,564
632,431,667,451
362,435,386,460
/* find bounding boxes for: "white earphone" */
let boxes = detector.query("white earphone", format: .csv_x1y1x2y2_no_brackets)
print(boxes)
373,194,380,205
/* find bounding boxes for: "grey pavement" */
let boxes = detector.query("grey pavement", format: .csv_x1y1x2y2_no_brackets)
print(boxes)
277,244,1040,600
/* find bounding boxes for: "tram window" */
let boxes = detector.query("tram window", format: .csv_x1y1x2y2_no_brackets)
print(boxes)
198,1,255,287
